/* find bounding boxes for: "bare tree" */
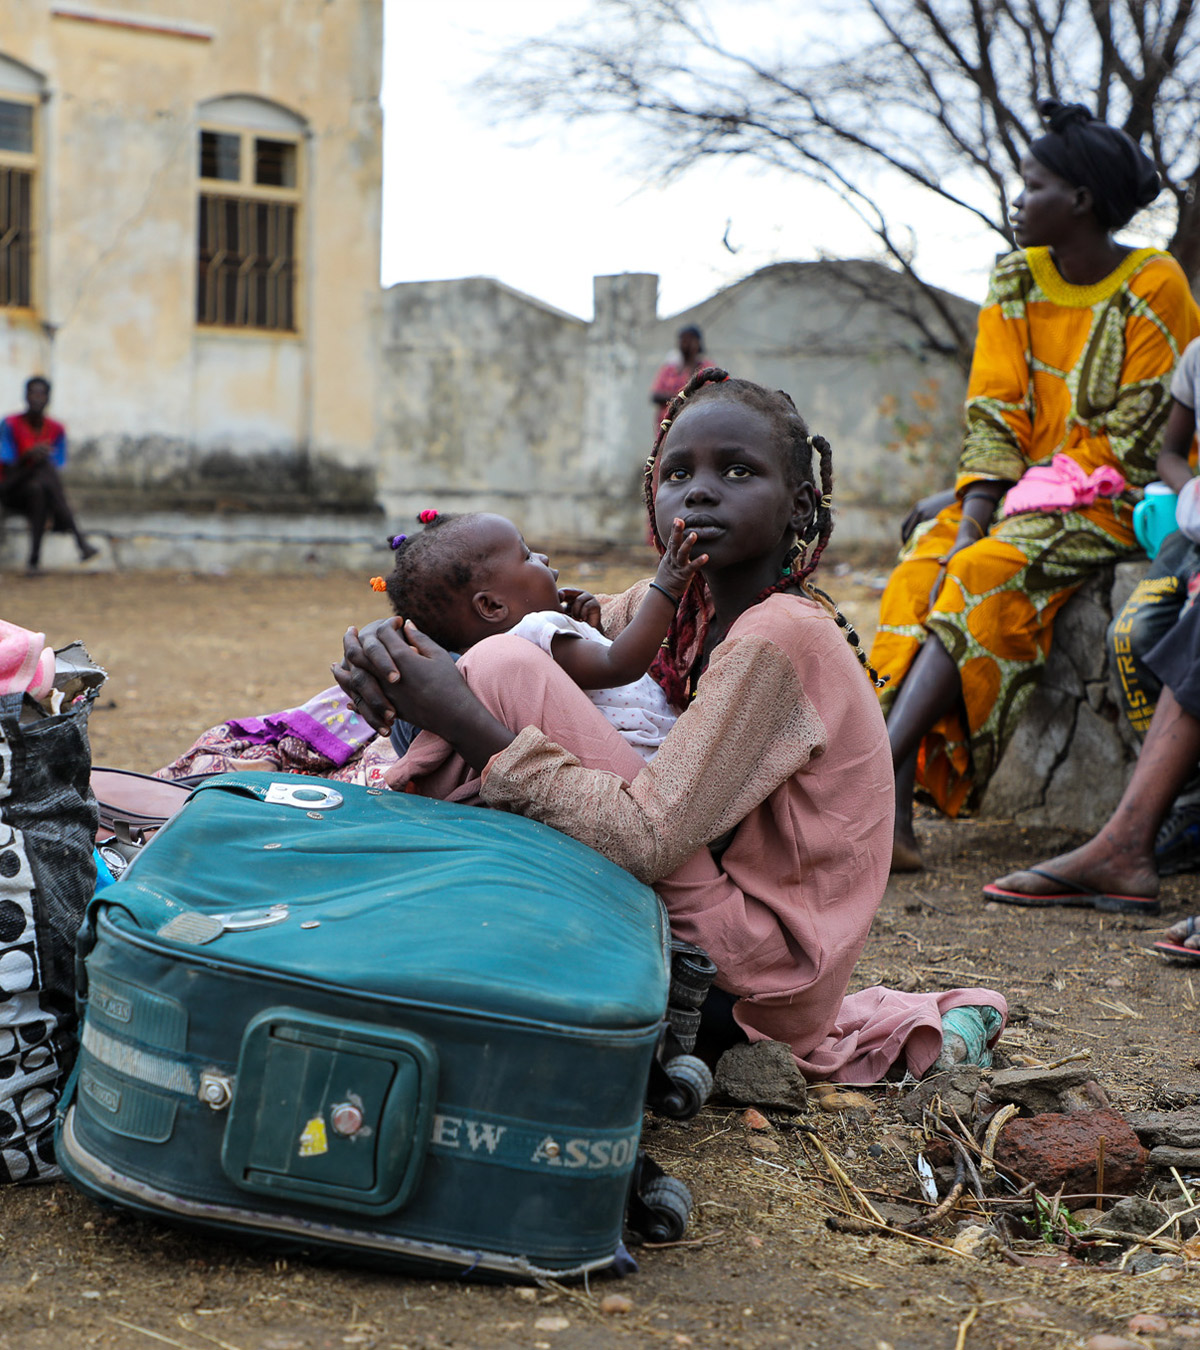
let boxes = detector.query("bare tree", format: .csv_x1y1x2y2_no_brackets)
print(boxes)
480,0,1200,369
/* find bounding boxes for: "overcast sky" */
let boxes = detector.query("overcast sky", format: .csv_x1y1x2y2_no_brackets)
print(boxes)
379,1,1002,321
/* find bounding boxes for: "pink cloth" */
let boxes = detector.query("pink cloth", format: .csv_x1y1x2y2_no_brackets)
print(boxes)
392,592,1006,1082
1002,452,1127,517
0,620,54,699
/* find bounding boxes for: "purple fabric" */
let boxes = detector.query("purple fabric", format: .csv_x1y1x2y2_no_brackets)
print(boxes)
226,686,374,768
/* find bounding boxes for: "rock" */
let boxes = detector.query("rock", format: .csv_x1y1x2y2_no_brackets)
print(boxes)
986,1064,1107,1114
1126,1106,1200,1149
1175,1324,1200,1338
1071,1206,1105,1229
715,1041,808,1111
515,1289,538,1303
1128,1251,1183,1275
740,1108,772,1131
1102,1195,1169,1236
1085,1338,1145,1350
599,1295,633,1315
981,565,1145,831
1009,1303,1048,1321
814,1090,875,1120
533,1316,570,1332
993,1109,1146,1201
1127,1314,1170,1334
1148,1145,1200,1170
951,1225,1002,1259
751,1137,781,1155
896,1067,980,1125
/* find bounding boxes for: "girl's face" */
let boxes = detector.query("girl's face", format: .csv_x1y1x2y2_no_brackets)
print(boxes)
1012,152,1089,248
653,399,814,574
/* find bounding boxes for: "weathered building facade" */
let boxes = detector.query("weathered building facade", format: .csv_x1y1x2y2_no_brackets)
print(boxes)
0,0,382,518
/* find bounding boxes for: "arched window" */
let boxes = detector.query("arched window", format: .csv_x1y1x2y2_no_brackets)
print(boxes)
0,55,44,310
196,95,305,332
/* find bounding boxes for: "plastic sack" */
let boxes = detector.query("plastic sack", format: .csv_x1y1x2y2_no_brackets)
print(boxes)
0,641,104,1182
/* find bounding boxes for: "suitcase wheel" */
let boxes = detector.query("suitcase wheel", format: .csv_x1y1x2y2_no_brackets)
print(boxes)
638,1174,693,1243
668,941,719,1009
657,1054,713,1120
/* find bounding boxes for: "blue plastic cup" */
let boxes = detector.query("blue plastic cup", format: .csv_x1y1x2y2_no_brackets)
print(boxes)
1133,482,1179,558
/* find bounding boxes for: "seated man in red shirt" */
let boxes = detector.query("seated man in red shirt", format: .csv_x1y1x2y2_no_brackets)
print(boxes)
0,376,97,575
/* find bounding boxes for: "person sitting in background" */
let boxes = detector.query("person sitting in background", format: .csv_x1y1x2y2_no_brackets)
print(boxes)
1105,335,1200,873
870,99,1200,873
650,325,714,428
0,377,97,576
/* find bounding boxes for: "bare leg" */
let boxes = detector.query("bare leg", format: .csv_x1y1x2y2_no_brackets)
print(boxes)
884,633,963,871
993,685,1200,899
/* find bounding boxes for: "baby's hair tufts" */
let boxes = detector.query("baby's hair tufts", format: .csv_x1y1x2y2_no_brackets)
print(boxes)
418,508,439,524
369,576,387,592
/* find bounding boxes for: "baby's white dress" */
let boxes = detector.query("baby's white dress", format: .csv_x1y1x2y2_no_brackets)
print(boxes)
508,611,677,762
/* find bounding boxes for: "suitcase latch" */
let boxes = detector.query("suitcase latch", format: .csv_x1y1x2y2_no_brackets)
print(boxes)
199,1070,235,1111
264,783,344,811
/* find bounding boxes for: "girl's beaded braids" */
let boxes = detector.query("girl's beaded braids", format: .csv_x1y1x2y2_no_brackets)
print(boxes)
644,367,885,700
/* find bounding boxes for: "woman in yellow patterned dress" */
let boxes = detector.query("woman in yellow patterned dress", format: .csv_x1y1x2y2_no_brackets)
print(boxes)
871,99,1200,871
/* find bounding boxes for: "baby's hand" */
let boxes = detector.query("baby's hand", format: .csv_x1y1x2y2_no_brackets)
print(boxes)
654,519,708,601
559,587,602,629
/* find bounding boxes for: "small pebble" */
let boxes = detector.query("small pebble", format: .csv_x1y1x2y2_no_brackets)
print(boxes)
741,1108,772,1131
1009,1303,1047,1320
816,1090,875,1117
868,1143,883,1158
1104,976,1127,989
1128,1314,1170,1333
600,1294,633,1316
514,1288,538,1303
1174,1326,1200,1339
752,1137,781,1155
984,901,1002,913
534,1315,570,1332
1085,1338,1144,1350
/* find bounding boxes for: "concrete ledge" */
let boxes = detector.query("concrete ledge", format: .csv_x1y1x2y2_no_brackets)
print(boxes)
0,511,396,575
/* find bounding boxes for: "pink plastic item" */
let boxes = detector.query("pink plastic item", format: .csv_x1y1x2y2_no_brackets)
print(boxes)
1001,454,1127,517
0,620,54,699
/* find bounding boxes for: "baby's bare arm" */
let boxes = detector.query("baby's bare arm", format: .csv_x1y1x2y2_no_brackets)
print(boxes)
552,520,705,690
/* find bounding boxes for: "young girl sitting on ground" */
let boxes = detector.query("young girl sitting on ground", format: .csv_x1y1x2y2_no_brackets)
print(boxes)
378,510,704,780
337,370,1007,1081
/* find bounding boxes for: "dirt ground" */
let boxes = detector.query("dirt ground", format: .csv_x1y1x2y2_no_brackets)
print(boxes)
6,548,1200,1350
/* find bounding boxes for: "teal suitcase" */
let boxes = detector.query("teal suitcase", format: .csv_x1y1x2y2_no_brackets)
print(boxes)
56,774,697,1280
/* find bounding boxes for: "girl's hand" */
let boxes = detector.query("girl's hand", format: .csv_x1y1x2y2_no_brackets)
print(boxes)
654,518,709,601
558,587,602,629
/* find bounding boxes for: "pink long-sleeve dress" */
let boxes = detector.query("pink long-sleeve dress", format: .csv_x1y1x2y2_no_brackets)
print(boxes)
392,582,1006,1081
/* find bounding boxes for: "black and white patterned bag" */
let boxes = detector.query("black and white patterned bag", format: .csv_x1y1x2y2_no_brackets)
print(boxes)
0,642,103,1182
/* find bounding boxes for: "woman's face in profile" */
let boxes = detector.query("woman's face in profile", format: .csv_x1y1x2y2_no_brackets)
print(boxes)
1012,152,1085,249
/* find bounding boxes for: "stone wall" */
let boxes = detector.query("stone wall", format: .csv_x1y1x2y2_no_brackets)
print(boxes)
981,561,1147,832
378,262,975,550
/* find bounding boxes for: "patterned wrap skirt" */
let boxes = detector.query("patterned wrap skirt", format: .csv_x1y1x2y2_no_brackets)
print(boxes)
870,497,1134,816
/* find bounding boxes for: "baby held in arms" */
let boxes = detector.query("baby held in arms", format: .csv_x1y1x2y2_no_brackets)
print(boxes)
374,509,705,787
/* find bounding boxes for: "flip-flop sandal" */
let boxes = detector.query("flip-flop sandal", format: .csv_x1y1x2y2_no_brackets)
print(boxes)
1153,916,1200,961
982,867,1161,916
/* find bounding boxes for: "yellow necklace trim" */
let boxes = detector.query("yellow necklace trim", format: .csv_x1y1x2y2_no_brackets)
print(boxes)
1026,245,1162,308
